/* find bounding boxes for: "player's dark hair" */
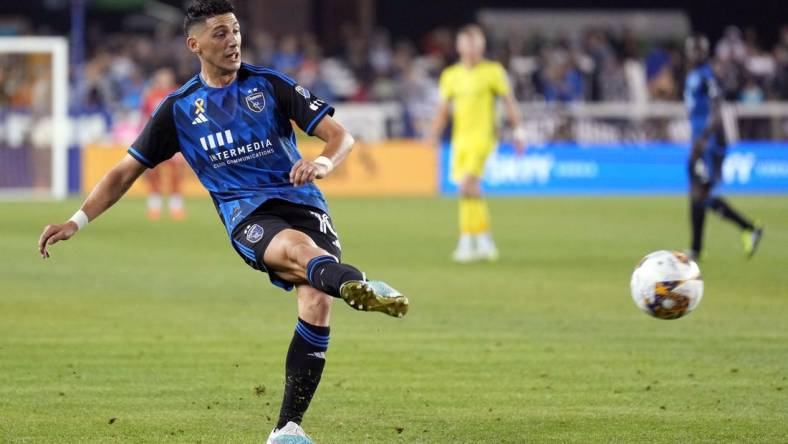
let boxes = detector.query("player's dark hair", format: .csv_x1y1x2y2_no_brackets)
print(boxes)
458,24,485,38
183,0,236,36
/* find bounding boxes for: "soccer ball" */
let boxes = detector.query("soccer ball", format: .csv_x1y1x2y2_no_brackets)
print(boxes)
630,250,703,319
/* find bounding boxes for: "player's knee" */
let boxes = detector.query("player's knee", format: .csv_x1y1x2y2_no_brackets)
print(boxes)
460,178,481,198
690,186,707,203
462,186,481,199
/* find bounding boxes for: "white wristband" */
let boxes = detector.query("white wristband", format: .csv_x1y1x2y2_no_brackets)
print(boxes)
68,210,89,231
314,156,334,173
513,125,527,143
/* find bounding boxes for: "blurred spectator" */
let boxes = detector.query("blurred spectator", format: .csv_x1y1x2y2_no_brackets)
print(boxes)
740,75,765,104
715,26,747,64
57,21,788,109
598,57,629,101
7,14,787,141
250,31,275,67
773,27,788,99
541,59,585,103
272,35,303,78
296,35,336,103
646,45,678,100
140,67,186,221
392,40,439,137
715,57,745,101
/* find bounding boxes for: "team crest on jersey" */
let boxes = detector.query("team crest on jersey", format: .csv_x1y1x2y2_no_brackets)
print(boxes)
245,224,264,243
245,91,266,113
295,85,311,99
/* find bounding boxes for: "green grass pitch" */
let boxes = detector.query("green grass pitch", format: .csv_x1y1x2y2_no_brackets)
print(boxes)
1,196,786,443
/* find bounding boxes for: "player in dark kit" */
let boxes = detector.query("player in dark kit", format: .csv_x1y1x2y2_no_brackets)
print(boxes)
684,34,763,261
37,1,409,442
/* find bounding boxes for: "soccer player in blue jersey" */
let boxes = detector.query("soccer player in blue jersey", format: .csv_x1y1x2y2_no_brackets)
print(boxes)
684,34,763,261
37,1,408,442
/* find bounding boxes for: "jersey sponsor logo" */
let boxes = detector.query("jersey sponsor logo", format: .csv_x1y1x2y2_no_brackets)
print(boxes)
722,153,755,184
245,88,266,112
295,85,311,99
484,153,556,185
244,224,264,243
208,138,275,166
200,130,234,151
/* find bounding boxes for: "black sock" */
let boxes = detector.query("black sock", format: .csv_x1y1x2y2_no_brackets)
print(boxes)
276,319,329,430
306,255,364,297
691,199,706,254
707,197,754,230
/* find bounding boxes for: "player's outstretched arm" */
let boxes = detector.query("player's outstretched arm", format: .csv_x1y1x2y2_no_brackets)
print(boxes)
37,154,147,258
289,115,355,187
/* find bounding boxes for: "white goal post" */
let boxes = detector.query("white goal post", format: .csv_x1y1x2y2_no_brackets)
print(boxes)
0,36,69,200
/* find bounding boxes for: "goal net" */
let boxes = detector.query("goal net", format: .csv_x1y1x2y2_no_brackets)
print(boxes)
0,37,68,199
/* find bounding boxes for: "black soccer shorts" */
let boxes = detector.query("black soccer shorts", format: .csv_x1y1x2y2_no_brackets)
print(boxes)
230,199,342,291
689,151,724,189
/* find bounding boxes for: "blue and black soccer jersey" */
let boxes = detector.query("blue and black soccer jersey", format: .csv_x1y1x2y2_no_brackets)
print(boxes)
128,63,334,236
684,63,725,156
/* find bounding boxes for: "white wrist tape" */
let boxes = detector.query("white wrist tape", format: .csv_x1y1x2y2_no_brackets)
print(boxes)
68,210,89,231
513,125,527,143
314,156,334,173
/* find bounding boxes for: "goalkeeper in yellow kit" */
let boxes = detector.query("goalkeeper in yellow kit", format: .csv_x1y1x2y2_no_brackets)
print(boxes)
427,24,525,262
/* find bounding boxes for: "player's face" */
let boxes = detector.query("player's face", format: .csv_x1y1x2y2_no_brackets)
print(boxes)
189,13,242,74
457,32,484,61
685,37,708,66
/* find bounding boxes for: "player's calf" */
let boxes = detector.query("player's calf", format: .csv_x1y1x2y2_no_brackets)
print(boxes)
305,255,362,295
275,315,329,435
297,285,332,326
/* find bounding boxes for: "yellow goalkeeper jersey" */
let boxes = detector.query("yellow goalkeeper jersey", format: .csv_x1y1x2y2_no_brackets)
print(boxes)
439,60,510,152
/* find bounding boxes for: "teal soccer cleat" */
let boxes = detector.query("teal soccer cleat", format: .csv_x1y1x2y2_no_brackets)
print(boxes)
339,280,410,318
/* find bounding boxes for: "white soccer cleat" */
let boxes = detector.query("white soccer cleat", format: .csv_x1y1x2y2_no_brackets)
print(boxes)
451,246,478,263
475,245,499,262
266,421,314,444
452,234,477,263
473,232,499,262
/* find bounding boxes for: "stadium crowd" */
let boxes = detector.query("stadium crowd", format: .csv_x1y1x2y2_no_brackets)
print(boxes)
70,23,788,106
2,22,787,140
